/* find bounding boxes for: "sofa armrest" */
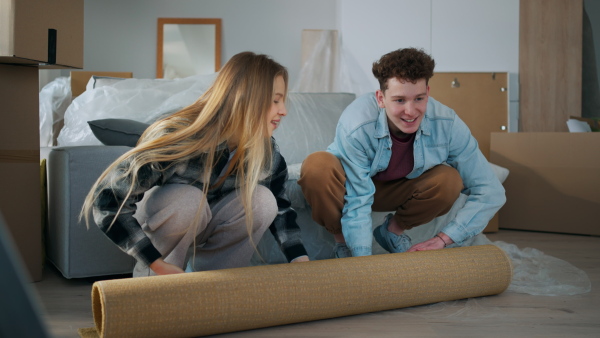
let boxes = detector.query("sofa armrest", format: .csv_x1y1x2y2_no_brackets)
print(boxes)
45,145,135,278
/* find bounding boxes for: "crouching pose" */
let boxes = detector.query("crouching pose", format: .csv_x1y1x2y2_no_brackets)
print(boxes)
299,48,506,258
82,52,309,277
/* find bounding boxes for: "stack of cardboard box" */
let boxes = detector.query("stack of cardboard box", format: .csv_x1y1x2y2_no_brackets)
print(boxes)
0,0,82,281
491,132,600,236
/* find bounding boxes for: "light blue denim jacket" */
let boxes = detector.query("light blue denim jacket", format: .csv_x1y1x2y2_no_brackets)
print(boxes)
327,93,506,256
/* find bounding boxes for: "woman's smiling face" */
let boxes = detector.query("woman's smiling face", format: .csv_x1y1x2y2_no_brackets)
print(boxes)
266,75,287,137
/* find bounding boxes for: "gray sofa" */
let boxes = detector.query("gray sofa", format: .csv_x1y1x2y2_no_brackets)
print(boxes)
41,92,357,278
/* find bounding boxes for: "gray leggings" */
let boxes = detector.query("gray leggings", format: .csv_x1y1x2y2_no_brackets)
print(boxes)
132,184,277,277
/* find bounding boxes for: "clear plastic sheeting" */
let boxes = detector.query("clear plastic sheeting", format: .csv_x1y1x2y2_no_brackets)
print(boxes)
57,73,217,146
273,93,356,165
253,192,591,297
493,241,592,296
39,77,72,146
394,205,591,297
291,29,373,96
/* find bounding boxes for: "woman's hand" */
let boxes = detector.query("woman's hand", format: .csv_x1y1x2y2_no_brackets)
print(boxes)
407,233,453,252
149,258,185,275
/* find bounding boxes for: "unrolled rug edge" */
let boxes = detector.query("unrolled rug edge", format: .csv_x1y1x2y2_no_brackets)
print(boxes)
78,327,99,338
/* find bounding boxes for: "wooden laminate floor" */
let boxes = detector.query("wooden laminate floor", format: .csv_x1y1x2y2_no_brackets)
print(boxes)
33,230,600,338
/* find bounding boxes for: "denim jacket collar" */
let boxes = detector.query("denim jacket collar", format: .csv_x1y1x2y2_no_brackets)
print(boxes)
419,105,432,138
374,107,389,139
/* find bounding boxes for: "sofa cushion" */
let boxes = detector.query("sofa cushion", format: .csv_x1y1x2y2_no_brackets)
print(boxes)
88,119,149,147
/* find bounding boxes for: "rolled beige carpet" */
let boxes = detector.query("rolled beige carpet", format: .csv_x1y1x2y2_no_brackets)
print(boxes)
80,245,511,338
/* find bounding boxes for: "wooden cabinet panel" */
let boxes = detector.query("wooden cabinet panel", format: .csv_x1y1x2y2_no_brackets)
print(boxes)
429,72,509,233
519,0,583,132
429,72,508,160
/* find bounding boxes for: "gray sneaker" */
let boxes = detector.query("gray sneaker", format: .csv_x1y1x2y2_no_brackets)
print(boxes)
332,242,352,258
373,213,412,253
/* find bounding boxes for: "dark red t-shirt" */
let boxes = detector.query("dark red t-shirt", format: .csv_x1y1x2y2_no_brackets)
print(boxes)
372,132,415,181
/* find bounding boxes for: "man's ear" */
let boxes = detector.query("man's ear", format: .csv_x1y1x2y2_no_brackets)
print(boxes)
375,89,386,108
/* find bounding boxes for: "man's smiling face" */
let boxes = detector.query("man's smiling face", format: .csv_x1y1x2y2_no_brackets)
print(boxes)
376,77,429,138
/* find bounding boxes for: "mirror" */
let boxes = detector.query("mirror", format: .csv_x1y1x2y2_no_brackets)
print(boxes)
157,18,222,79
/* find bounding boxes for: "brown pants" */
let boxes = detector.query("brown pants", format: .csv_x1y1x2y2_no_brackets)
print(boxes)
298,151,463,234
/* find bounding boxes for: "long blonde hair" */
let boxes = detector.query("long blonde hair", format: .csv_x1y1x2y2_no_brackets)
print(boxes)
81,52,289,249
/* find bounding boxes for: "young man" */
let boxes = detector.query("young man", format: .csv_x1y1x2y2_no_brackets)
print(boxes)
298,48,506,258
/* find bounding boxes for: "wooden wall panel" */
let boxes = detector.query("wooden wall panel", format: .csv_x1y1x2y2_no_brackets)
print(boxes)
429,72,508,160
429,72,508,233
519,0,582,132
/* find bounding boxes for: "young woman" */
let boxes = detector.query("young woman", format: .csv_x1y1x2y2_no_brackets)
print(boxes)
82,52,309,277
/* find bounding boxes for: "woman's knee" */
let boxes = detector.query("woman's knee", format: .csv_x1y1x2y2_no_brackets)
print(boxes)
251,185,277,231
138,184,208,233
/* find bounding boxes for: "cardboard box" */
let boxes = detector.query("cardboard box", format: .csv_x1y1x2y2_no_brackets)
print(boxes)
484,214,499,233
70,71,134,98
0,0,82,282
0,64,43,281
490,132,600,236
0,0,83,68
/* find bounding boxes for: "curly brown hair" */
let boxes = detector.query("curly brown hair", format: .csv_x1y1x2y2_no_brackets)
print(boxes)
372,48,435,91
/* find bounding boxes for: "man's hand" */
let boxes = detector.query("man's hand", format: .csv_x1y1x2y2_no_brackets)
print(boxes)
149,258,185,275
291,255,310,263
407,232,453,252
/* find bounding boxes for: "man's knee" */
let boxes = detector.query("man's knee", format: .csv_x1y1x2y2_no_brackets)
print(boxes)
299,151,344,186
435,166,463,203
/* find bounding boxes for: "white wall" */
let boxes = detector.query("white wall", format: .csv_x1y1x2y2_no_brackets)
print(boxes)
339,0,433,91
339,0,519,91
76,0,520,85
432,0,519,73
80,0,338,82
45,0,522,122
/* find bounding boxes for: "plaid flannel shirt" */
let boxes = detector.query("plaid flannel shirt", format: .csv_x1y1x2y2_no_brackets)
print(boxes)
92,139,308,266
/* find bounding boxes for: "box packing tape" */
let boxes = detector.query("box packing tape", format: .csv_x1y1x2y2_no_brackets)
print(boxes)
0,149,39,163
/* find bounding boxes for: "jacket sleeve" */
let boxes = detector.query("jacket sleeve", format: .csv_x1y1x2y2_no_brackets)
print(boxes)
92,158,165,266
442,115,506,244
266,150,309,262
332,123,376,257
